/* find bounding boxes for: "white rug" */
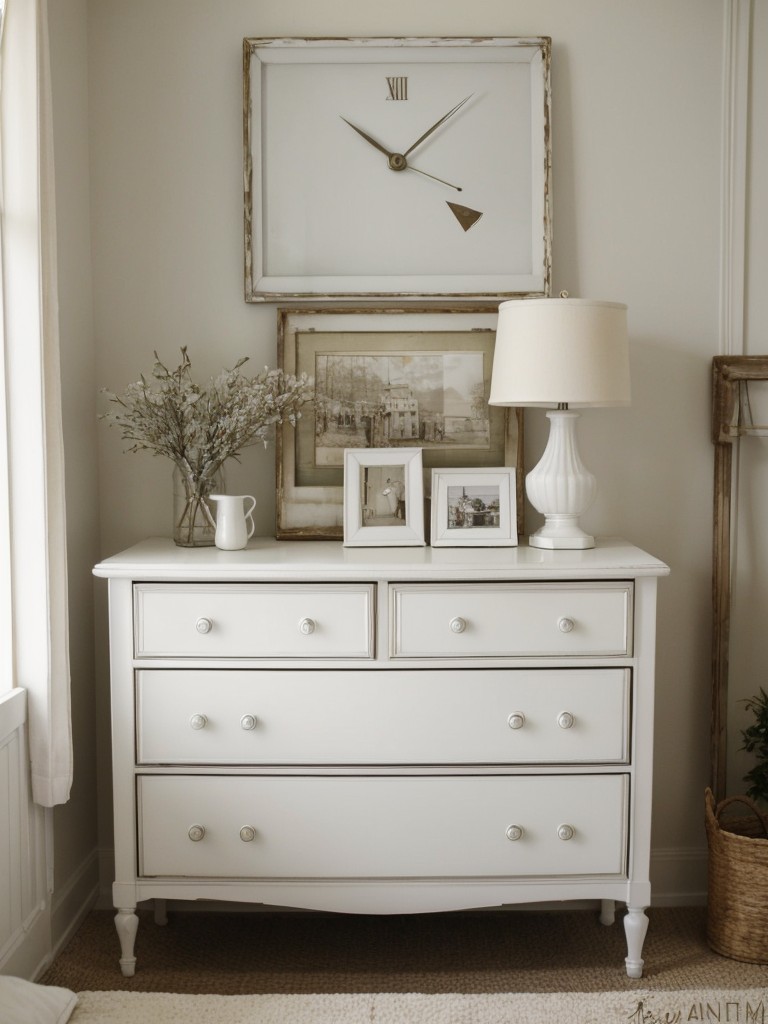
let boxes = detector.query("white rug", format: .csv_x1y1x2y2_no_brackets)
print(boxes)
70,989,768,1024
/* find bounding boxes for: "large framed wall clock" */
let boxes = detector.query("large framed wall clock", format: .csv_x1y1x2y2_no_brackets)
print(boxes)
243,37,552,302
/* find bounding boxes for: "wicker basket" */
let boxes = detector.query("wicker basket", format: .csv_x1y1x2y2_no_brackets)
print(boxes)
705,786,768,963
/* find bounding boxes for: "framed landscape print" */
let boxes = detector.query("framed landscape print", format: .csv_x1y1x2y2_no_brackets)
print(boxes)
430,467,517,547
276,308,523,540
343,448,425,547
244,37,552,301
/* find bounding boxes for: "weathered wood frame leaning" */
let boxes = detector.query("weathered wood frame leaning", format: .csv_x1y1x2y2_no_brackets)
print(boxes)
711,355,768,802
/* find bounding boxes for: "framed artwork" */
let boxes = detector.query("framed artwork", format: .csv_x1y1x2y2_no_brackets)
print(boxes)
243,36,552,301
276,307,524,540
430,467,517,547
343,448,425,547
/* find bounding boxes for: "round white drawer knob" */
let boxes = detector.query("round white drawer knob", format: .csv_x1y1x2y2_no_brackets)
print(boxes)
557,711,575,730
239,826,257,843
449,616,467,634
507,712,526,730
506,824,524,842
195,616,213,635
298,617,316,635
189,714,208,731
240,714,257,731
187,824,206,842
557,617,575,634
557,824,575,841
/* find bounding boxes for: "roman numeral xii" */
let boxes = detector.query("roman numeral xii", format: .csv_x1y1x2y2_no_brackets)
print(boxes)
386,76,408,101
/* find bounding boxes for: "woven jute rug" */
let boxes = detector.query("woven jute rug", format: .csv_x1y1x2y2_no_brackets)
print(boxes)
41,907,768,995
69,989,768,1024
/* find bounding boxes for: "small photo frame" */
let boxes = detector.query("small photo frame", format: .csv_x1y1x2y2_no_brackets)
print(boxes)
344,448,425,547
430,467,518,547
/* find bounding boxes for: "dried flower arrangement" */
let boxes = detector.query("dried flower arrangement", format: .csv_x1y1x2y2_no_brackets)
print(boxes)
101,348,312,545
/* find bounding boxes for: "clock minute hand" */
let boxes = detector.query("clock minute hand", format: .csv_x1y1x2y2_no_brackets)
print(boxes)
403,95,473,158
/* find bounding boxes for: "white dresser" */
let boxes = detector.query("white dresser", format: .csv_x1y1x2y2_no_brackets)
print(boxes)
93,537,668,978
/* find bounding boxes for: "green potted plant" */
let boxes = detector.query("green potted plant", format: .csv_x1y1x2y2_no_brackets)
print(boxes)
102,348,312,546
741,687,768,806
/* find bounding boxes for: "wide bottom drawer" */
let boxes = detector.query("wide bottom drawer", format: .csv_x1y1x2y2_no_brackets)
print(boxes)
138,774,628,880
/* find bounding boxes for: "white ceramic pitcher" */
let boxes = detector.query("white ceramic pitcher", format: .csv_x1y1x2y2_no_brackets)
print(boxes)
210,494,256,550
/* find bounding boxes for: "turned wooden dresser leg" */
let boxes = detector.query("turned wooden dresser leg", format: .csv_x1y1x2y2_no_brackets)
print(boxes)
623,905,649,978
599,898,615,926
115,907,139,977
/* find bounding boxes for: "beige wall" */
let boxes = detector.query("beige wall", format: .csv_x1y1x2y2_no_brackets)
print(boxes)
48,0,766,904
727,0,768,798
47,0,100,942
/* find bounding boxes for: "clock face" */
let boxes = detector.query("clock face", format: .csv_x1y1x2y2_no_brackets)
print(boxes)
244,38,551,300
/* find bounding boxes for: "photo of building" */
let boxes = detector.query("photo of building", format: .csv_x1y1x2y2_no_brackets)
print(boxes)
313,351,489,466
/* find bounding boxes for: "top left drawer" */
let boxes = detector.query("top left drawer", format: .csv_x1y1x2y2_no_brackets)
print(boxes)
133,583,375,659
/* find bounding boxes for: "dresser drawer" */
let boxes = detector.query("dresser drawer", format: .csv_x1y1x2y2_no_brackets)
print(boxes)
390,583,632,658
136,668,630,765
138,774,628,879
134,583,374,659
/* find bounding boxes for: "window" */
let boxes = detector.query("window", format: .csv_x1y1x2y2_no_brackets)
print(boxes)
0,0,72,804
0,0,11,698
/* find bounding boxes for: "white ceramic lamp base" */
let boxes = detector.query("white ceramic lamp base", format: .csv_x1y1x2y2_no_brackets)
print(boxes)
526,410,597,550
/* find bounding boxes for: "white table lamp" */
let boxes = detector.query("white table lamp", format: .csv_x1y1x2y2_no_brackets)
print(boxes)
489,297,630,550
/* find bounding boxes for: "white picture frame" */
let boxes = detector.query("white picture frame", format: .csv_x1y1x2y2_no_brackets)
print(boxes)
344,448,425,547
430,467,518,547
244,37,552,301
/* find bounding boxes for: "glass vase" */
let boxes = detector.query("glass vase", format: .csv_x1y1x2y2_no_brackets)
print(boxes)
172,463,224,547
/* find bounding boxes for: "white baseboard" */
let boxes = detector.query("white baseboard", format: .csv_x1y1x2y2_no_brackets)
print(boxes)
0,902,51,981
44,847,100,975
650,846,708,906
0,847,100,981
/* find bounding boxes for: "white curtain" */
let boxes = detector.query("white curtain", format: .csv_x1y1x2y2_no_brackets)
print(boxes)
1,0,72,806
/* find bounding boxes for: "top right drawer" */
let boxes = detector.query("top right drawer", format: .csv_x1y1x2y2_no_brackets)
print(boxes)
390,582,633,659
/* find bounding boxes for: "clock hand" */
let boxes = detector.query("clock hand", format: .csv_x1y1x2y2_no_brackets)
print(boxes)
407,166,462,191
342,115,462,190
403,95,473,158
341,116,409,172
340,117,395,159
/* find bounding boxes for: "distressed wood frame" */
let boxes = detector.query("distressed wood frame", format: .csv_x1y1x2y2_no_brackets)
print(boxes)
243,36,552,301
276,307,524,540
711,355,768,802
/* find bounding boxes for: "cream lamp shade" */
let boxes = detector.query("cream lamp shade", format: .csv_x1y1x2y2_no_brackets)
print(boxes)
489,297,630,549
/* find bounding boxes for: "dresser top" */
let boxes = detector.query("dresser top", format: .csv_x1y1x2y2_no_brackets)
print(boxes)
94,536,669,582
